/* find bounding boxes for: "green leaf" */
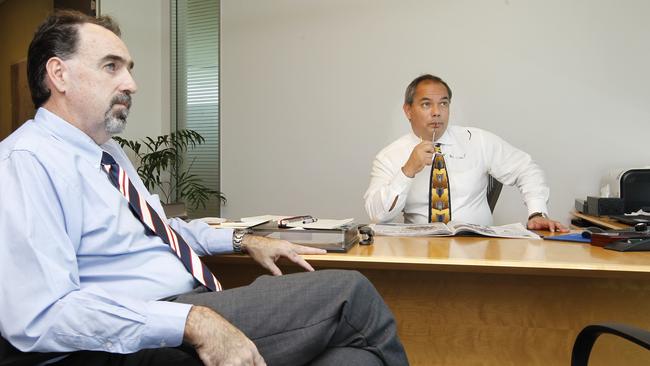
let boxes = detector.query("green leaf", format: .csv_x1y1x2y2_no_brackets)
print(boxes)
112,129,226,210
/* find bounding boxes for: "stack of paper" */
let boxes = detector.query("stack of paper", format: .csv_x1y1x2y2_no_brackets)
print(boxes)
200,215,355,230
199,216,270,228
285,218,354,230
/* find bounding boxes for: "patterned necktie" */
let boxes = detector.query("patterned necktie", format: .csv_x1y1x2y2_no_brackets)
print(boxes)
429,143,451,223
101,151,221,291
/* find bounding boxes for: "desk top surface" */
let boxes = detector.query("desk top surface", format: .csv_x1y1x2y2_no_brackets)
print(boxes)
209,233,650,279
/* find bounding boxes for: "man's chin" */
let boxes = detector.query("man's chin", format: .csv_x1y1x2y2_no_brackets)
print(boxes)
105,118,127,135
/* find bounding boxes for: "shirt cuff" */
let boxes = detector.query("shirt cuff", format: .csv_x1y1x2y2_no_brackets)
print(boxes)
182,219,235,254
526,199,548,218
204,227,235,254
140,301,192,349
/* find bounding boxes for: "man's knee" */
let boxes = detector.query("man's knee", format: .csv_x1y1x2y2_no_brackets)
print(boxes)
318,270,376,297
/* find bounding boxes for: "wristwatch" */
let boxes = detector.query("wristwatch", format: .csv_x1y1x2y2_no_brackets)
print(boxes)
232,228,252,253
528,212,548,220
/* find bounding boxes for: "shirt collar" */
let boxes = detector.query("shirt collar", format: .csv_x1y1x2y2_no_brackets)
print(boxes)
35,108,104,169
435,127,456,146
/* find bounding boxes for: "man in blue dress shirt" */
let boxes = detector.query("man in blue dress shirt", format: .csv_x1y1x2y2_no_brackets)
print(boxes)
0,10,408,366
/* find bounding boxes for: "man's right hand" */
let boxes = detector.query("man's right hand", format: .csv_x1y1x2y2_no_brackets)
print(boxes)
401,140,435,178
184,306,266,366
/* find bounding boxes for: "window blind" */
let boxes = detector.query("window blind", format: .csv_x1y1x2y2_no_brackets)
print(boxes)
172,0,221,218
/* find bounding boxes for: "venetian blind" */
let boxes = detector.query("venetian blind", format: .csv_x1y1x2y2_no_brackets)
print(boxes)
172,0,221,217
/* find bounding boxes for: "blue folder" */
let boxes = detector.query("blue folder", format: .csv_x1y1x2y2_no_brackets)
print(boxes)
543,233,590,243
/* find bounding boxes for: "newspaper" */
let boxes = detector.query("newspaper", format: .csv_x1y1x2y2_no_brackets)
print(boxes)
370,221,541,239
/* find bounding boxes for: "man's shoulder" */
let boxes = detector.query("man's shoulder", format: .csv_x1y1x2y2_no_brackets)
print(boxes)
0,121,49,159
0,120,81,174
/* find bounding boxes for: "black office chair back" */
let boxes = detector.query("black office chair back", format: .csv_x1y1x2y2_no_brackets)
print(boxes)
487,175,503,213
572,323,650,366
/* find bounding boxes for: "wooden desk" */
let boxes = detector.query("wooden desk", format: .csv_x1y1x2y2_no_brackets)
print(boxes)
206,236,650,365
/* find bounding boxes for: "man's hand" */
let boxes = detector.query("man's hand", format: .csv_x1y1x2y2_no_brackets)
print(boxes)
184,306,266,366
242,235,326,275
402,140,435,178
527,216,569,233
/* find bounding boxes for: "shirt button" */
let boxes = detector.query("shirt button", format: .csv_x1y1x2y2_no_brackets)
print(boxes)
105,341,113,349
160,340,167,347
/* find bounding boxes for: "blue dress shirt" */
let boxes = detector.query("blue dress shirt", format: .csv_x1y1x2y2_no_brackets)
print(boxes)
0,108,234,353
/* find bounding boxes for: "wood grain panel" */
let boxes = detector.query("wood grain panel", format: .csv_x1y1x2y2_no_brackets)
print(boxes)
10,60,34,132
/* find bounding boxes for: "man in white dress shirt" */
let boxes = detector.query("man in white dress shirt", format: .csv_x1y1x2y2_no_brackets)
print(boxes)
364,74,567,232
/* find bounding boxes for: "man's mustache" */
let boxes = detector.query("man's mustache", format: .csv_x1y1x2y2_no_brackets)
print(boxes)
111,94,132,109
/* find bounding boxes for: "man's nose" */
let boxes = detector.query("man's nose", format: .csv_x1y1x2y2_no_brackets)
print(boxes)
431,104,440,117
121,72,138,94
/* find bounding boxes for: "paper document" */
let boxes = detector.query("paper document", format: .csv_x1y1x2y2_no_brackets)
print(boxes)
371,221,540,239
206,218,270,228
286,218,354,230
241,215,287,222
625,209,650,216
198,217,227,225
240,215,354,230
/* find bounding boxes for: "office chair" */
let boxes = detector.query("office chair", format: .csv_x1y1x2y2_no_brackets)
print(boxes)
0,337,61,366
571,323,650,366
487,175,503,213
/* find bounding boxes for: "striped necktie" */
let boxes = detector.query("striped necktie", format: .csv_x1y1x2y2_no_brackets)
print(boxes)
429,143,451,223
101,151,221,291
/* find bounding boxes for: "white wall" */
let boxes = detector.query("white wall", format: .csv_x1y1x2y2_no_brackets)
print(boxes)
98,0,170,140
221,0,650,224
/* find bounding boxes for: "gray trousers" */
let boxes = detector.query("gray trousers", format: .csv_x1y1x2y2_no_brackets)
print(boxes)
173,269,408,365
53,270,408,366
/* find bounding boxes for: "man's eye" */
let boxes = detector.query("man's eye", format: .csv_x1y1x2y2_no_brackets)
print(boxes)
105,63,116,72
421,102,430,108
440,101,449,107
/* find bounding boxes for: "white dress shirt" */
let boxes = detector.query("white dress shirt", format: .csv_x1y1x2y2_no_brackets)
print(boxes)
364,125,549,225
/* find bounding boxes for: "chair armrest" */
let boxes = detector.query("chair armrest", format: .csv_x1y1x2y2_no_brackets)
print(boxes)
572,323,650,366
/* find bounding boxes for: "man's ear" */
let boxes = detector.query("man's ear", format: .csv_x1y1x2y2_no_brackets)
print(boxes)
45,57,67,94
403,103,412,121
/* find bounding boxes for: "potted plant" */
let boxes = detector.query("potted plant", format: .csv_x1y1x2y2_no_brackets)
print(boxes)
114,129,226,217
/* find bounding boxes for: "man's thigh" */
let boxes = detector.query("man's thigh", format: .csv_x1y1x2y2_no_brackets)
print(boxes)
172,269,373,365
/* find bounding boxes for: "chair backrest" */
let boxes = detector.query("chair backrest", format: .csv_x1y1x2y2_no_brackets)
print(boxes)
572,323,650,366
0,337,62,366
487,175,503,213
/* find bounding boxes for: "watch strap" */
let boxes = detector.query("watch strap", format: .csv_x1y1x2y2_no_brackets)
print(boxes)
232,228,252,253
528,212,548,220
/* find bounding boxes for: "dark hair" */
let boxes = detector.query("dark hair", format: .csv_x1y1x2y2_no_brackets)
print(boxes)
404,74,452,105
27,10,121,108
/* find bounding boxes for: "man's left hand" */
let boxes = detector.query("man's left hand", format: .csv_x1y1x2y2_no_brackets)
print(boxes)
242,235,326,275
527,216,569,233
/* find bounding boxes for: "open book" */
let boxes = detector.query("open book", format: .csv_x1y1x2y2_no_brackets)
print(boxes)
370,221,541,239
